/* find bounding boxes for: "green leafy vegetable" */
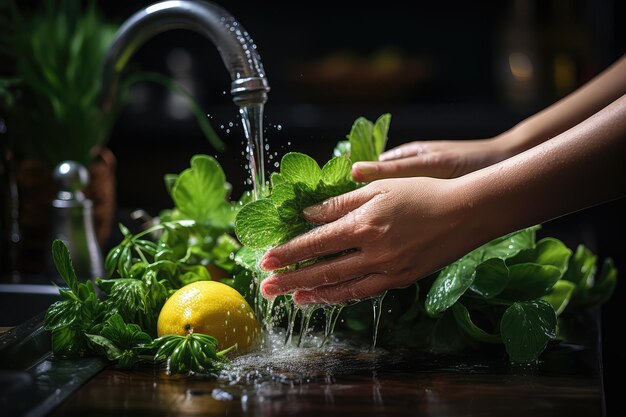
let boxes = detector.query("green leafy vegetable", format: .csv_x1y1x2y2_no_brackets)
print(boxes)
233,114,617,364
235,153,357,250
152,333,234,374
86,314,152,369
451,303,501,344
335,114,391,163
45,153,243,373
44,113,619,371
470,258,509,298
500,300,556,363
171,154,232,229
45,240,103,357
541,280,576,315
425,227,539,317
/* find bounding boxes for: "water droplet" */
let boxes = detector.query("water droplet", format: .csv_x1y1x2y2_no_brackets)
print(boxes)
277,124,282,131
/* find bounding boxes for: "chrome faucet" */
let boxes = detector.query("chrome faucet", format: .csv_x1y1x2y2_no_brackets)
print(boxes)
99,0,270,111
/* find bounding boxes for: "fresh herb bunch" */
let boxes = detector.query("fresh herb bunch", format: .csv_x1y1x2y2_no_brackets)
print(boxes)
233,113,617,363
104,155,242,290
44,154,244,372
45,239,233,372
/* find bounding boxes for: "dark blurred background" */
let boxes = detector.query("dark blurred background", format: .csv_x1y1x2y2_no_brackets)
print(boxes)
3,0,625,413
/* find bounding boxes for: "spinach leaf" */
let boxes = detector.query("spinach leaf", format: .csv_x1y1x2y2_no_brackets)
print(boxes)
500,300,556,363
560,244,617,308
506,237,572,274
541,280,576,315
562,244,597,291
451,303,501,344
500,263,562,300
425,254,478,317
470,258,509,298
425,227,538,317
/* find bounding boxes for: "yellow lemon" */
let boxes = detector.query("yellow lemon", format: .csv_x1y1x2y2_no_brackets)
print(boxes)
157,281,261,352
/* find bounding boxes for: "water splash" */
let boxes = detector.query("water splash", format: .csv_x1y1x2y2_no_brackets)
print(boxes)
220,330,392,385
371,292,387,348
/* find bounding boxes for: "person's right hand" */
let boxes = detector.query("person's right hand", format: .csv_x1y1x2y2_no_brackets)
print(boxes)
352,136,516,182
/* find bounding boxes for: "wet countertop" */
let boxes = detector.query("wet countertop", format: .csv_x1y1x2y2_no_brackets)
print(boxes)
48,312,604,417
0,305,604,417
49,362,602,417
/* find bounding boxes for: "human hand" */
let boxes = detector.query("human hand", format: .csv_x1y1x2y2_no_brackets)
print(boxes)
258,177,483,305
352,137,515,182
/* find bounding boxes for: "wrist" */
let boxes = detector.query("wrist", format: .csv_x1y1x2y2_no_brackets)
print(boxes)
450,167,524,252
493,124,535,159
446,176,500,253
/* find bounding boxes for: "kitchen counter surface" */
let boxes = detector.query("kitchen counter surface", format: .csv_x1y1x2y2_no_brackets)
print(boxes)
48,312,603,417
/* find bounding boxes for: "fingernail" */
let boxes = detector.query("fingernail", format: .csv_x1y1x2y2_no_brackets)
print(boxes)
294,292,314,305
260,281,279,298
303,204,322,218
260,255,281,271
354,162,377,176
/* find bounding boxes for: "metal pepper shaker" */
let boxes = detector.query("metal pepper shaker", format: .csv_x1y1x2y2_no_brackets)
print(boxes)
49,161,103,280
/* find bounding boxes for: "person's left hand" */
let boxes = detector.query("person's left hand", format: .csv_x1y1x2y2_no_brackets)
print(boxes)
257,177,482,305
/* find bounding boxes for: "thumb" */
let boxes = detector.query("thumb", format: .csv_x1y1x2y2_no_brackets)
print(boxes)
303,186,377,224
352,156,452,182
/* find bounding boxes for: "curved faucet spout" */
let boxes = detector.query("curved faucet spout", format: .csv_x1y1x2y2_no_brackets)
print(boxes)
100,0,270,110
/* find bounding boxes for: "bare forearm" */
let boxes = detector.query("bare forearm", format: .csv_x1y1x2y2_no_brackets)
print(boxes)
503,55,626,155
463,93,626,244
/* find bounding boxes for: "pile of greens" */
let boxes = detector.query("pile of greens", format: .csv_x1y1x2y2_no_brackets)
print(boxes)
0,0,223,168
45,113,617,371
45,155,243,372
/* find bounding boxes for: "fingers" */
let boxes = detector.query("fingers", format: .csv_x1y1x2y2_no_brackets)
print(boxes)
302,186,378,224
293,274,390,304
352,155,452,182
379,142,428,161
260,251,371,298
259,212,361,271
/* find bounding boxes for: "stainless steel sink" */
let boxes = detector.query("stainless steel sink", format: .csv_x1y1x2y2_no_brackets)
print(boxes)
0,283,61,327
0,302,107,417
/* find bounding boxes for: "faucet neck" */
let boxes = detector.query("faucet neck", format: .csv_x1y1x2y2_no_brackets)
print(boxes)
99,0,270,111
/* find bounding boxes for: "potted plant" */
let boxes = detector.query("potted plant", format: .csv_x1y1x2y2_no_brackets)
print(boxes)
0,0,222,275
